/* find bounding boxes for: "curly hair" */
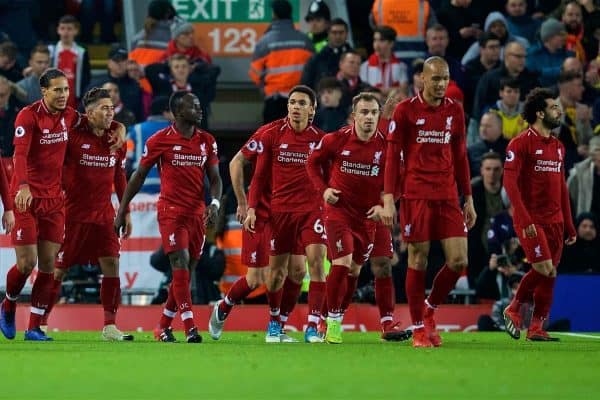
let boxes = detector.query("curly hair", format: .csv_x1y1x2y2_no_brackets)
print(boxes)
522,87,555,125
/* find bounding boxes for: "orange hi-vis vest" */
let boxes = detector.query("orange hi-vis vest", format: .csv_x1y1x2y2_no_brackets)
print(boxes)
372,0,430,61
216,216,266,298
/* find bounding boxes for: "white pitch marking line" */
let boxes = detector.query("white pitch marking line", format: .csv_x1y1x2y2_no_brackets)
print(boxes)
553,332,600,340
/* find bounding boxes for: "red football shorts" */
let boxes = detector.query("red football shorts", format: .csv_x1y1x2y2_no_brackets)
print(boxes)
12,197,65,245
270,210,327,255
399,199,467,242
325,217,376,265
516,223,564,267
55,221,120,269
371,222,393,258
242,219,271,268
158,213,206,260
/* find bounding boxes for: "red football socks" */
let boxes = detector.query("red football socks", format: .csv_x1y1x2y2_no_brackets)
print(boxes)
267,287,283,322
427,264,460,307
280,277,302,320
3,265,28,313
406,268,426,326
172,269,194,332
41,278,62,325
340,274,359,312
307,281,326,327
101,276,120,326
532,275,556,320
28,271,53,330
159,284,177,329
326,265,349,318
375,276,395,323
222,276,252,314
513,268,545,309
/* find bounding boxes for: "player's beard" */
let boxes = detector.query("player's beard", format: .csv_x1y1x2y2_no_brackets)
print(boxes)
542,113,561,130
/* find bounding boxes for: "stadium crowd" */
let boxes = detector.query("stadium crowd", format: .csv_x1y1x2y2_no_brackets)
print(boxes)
0,0,599,343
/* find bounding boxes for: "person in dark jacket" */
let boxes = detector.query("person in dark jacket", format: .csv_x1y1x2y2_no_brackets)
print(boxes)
313,77,348,132
559,212,600,273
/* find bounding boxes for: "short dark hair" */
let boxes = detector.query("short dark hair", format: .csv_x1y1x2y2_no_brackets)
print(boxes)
169,90,192,114
428,23,448,35
168,53,189,65
317,77,342,93
30,44,50,57
39,68,66,89
478,32,500,47
352,92,381,110
289,85,317,107
271,0,292,20
329,18,348,31
0,41,17,62
340,50,361,62
522,87,555,124
374,25,397,42
58,14,79,26
499,77,520,90
557,70,582,85
82,87,111,108
480,151,503,164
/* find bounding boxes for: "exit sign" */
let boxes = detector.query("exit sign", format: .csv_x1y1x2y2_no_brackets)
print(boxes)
172,0,299,23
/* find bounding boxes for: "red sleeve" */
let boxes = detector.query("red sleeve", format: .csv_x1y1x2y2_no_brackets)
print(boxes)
241,130,264,163
12,109,35,187
384,104,404,195
0,160,13,211
207,134,219,166
139,133,162,169
503,138,533,227
451,105,471,196
247,132,272,209
559,145,576,237
114,146,130,214
306,134,335,196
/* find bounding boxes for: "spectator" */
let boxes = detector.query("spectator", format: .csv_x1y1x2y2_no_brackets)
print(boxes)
505,0,542,43
468,112,509,176
101,81,136,128
0,0,37,59
578,0,600,62
126,59,153,118
463,32,501,114
249,0,314,123
561,56,598,106
130,0,178,67
50,15,91,108
424,24,467,90
162,19,212,65
301,18,352,90
468,151,506,285
360,26,408,98
313,77,348,132
561,1,587,63
79,0,118,43
16,45,50,104
145,53,219,130
559,212,600,273
305,0,331,53
88,45,143,122
487,190,517,256
472,42,539,121
487,77,528,141
556,70,593,171
526,18,574,87
337,50,372,109
0,75,22,180
126,96,172,188
436,0,483,61
0,41,24,83
476,243,525,301
567,136,600,218
370,0,436,65
461,11,530,65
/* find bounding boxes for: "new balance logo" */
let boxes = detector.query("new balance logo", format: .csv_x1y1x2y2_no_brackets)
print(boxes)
341,150,350,156
279,143,288,149
416,118,425,126
81,144,91,149
16,229,23,241
173,145,182,151
169,233,176,246
42,129,50,134
535,149,543,155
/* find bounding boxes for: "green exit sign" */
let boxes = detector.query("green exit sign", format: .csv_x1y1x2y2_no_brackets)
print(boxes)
172,0,300,23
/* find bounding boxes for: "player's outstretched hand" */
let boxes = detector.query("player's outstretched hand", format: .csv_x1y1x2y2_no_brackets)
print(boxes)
523,224,537,238
243,208,256,233
114,211,127,238
366,205,384,222
463,200,477,230
122,213,132,239
236,204,248,224
204,204,219,228
2,210,14,234
565,235,577,245
323,188,341,205
15,185,32,212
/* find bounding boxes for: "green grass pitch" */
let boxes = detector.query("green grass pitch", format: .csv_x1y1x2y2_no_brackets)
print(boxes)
1,331,599,399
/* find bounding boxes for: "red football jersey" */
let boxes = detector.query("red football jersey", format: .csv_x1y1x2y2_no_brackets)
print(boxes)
63,117,127,224
240,128,272,221
384,93,471,200
0,160,12,211
139,125,219,216
503,127,576,236
307,125,386,221
11,100,80,197
248,119,325,213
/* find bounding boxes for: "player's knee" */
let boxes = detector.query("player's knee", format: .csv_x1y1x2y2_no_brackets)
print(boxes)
447,257,467,272
17,257,36,275
370,258,392,278
287,266,305,283
54,268,66,281
168,251,189,269
246,269,266,289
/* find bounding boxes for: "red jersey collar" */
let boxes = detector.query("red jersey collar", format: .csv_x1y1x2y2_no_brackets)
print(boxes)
416,91,450,111
169,124,198,139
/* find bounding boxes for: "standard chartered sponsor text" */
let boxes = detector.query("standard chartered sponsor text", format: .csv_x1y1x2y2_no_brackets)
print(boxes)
172,153,206,167
340,160,372,176
277,150,308,164
534,159,561,172
40,131,67,144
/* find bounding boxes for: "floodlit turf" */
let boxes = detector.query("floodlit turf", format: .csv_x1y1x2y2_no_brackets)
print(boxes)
1,331,599,399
